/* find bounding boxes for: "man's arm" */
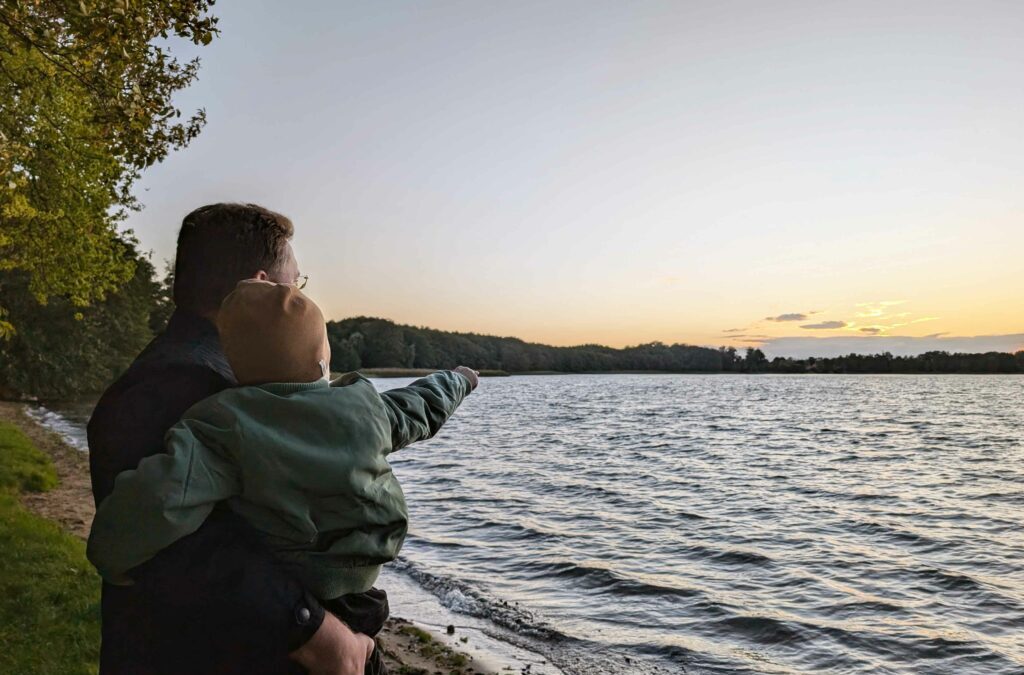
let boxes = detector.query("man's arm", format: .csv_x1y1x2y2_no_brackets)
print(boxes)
377,368,477,453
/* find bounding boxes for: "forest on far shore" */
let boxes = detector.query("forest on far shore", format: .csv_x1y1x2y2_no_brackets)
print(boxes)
327,316,1024,376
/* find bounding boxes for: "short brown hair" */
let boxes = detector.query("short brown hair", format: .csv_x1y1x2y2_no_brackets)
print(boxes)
173,203,294,314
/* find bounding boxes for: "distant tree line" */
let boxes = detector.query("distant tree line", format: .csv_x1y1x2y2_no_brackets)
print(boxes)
759,349,1024,374
326,317,729,373
328,318,1024,375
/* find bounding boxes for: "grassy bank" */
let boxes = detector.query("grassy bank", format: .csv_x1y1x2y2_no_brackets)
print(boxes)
0,421,100,675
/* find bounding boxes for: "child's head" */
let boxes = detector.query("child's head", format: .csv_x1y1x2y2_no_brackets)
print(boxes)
217,280,331,385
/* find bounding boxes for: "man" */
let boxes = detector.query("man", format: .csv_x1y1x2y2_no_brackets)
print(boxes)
88,203,375,675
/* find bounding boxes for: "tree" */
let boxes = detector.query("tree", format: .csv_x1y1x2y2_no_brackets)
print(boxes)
743,347,768,372
0,0,218,336
327,334,361,373
356,319,410,367
148,262,174,334
0,240,163,399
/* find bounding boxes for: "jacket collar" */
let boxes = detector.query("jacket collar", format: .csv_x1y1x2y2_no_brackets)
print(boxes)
257,380,331,395
147,308,235,384
165,309,220,341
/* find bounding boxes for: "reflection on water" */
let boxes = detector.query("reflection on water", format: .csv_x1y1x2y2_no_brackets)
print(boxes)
40,374,1024,674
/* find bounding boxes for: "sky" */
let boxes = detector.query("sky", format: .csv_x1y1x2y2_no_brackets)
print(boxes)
125,1,1024,358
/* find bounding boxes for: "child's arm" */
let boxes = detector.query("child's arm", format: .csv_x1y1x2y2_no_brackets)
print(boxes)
378,367,477,453
86,420,241,585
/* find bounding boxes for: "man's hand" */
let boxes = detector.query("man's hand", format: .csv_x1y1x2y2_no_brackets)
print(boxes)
290,611,374,675
453,366,480,391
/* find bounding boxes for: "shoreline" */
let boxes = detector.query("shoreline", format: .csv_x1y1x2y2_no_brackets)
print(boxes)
0,402,507,675
343,368,1024,380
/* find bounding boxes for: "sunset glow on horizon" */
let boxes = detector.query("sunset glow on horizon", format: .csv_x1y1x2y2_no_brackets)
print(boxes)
126,1,1023,357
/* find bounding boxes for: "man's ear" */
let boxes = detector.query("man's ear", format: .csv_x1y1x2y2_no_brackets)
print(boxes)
252,270,270,281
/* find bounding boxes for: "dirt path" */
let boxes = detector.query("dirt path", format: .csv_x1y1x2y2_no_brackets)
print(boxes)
0,402,95,540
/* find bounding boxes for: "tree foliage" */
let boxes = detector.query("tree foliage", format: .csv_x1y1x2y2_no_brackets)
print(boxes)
0,0,218,336
0,239,167,399
0,232,172,400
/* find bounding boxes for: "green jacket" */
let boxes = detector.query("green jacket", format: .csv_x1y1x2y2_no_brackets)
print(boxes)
87,371,471,599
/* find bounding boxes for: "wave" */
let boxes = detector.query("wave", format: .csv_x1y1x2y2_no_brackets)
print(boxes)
911,566,987,593
24,405,89,450
519,559,711,602
714,615,810,646
388,557,697,675
846,519,946,550
389,557,559,639
677,543,774,567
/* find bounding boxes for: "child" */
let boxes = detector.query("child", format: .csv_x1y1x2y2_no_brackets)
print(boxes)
87,280,477,672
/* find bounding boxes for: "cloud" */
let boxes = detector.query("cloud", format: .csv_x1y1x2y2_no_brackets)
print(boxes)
721,328,746,334
800,320,848,330
854,300,907,319
859,327,882,335
856,300,906,309
765,313,808,322
760,333,1024,359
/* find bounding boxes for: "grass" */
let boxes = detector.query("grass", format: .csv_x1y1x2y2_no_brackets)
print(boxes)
0,421,100,675
0,422,58,492
394,624,471,674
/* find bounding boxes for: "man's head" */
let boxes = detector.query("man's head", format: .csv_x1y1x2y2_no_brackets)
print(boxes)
217,280,331,385
173,203,300,317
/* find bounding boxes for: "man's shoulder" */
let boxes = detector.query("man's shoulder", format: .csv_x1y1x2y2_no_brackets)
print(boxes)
91,362,230,426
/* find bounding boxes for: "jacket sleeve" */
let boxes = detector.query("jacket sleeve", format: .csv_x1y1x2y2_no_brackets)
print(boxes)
378,371,472,453
87,420,241,585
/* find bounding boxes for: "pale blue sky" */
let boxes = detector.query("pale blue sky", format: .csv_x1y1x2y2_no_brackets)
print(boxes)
127,1,1024,356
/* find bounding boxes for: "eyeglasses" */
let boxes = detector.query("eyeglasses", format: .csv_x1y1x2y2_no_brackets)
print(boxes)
294,274,309,290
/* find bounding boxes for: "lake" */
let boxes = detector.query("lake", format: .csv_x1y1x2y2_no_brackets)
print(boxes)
40,374,1024,674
